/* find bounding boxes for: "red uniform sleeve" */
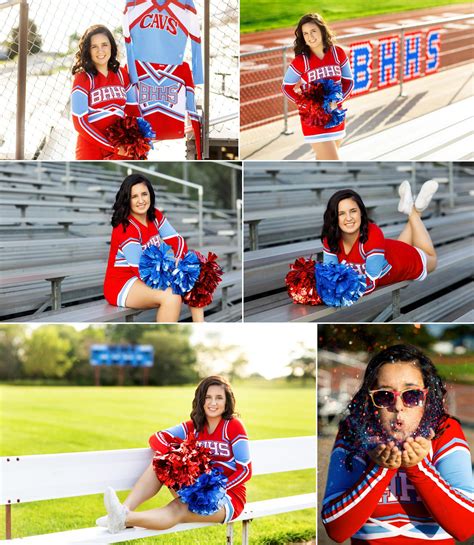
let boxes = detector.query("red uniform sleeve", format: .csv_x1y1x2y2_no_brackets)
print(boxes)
71,72,115,151
224,418,252,491
121,66,141,117
322,450,397,543
334,45,354,99
148,420,193,453
404,419,474,542
154,209,188,259
282,55,305,103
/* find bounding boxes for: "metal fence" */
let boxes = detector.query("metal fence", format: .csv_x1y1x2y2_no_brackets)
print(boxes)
241,14,474,132
0,0,238,160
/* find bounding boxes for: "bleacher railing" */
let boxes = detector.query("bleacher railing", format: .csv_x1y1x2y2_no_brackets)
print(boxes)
241,14,474,133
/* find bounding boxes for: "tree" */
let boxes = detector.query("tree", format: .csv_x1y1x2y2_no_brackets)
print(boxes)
6,18,42,58
22,326,76,379
0,325,26,381
194,332,248,380
287,343,316,385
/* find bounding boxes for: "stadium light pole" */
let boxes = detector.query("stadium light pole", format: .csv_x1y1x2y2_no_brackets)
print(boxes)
15,0,28,159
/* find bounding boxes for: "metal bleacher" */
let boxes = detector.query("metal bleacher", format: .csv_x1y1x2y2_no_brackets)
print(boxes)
0,162,242,322
243,162,474,323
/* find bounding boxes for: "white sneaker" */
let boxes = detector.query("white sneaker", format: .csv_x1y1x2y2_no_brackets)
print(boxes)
415,180,439,212
398,180,414,215
104,487,128,534
96,515,108,527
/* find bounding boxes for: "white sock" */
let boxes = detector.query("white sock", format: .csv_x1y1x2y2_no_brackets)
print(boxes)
398,180,414,215
415,180,439,212
104,487,128,534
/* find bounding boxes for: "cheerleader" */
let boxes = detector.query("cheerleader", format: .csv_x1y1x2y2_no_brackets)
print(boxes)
321,181,439,295
282,13,354,160
103,174,205,322
322,344,474,543
96,376,252,533
71,25,139,160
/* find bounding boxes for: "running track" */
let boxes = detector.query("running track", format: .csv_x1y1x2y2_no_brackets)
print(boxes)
240,4,473,129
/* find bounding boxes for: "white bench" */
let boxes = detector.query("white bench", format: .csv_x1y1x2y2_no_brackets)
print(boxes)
0,436,316,544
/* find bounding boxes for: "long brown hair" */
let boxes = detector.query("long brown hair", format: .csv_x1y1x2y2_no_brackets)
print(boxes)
294,13,335,57
191,376,236,432
72,25,120,76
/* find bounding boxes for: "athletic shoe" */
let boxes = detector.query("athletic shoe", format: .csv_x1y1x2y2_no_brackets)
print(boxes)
104,487,128,533
398,180,414,215
415,180,439,212
96,515,108,527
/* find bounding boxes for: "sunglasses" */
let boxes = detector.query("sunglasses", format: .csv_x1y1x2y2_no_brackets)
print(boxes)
369,388,428,409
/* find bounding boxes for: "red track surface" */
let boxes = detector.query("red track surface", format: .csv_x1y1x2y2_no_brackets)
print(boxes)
240,4,473,129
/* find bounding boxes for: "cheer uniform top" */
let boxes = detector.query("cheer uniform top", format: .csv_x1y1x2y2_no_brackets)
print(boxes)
104,208,187,306
322,417,474,543
123,0,203,85
71,67,139,160
149,417,252,521
323,222,427,295
134,61,202,158
282,46,354,143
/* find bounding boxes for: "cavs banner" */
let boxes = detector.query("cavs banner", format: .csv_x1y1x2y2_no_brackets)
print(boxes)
349,28,441,96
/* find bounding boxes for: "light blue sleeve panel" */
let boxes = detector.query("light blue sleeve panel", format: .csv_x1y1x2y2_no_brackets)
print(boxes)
323,251,339,265
121,240,143,267
436,445,474,497
71,88,89,116
365,254,386,280
323,446,367,505
283,65,302,85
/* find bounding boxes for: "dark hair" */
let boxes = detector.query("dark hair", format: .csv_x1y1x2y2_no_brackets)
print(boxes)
320,189,370,252
338,344,449,468
111,174,156,230
191,376,236,432
72,25,120,75
294,13,335,57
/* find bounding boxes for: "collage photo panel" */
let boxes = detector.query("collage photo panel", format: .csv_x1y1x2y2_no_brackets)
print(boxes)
0,0,473,544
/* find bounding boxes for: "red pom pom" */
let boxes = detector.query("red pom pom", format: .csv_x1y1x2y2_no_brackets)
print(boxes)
105,116,153,160
152,433,212,490
285,257,322,305
296,84,331,128
183,252,223,308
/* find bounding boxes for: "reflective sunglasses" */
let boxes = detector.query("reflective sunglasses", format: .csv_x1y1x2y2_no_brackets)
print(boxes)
369,388,428,409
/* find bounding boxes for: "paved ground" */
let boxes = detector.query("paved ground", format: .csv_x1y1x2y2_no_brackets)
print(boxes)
241,63,473,160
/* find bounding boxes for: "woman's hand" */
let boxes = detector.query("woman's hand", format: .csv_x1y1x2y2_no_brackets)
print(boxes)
401,429,435,467
329,101,338,111
116,145,130,157
368,441,401,469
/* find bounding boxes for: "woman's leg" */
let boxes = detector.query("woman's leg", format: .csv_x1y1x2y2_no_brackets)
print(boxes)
125,280,182,322
190,306,205,322
311,141,339,160
397,210,437,273
125,499,226,530
122,463,163,511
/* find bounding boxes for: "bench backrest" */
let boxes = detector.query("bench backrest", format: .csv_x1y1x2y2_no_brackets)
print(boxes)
1,436,315,505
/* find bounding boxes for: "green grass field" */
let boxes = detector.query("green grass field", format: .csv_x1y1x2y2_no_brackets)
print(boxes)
241,0,472,33
0,384,316,544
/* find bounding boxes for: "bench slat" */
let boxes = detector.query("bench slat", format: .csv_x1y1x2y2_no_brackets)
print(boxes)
1,437,315,504
0,494,316,544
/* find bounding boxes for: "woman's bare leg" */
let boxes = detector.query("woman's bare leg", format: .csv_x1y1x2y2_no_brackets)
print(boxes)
125,281,182,322
126,499,225,530
190,306,205,322
397,209,437,272
335,139,343,149
311,141,339,160
122,463,163,511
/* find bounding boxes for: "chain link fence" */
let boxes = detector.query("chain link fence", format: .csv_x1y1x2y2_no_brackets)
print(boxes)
0,0,238,160
240,14,474,132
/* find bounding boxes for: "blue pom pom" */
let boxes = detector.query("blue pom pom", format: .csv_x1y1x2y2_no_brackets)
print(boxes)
325,107,346,129
315,262,366,307
139,242,175,290
178,468,228,516
171,251,201,295
137,117,156,145
320,79,344,112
